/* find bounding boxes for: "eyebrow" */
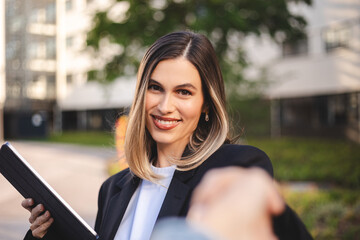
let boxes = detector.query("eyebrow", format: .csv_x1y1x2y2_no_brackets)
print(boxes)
149,79,197,90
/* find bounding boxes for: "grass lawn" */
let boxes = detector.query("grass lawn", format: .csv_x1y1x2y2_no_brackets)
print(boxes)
246,137,360,239
247,137,360,188
44,131,115,147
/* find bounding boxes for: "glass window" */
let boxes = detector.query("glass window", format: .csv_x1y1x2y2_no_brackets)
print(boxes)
46,3,56,23
66,36,73,48
6,41,18,60
28,42,38,58
66,0,73,12
46,38,56,59
30,9,38,23
282,38,308,57
66,75,73,84
323,26,350,52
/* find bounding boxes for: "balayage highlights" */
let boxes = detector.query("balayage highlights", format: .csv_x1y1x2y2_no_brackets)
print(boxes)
124,31,230,182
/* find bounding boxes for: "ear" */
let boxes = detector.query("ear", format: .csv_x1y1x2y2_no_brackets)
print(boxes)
202,103,209,114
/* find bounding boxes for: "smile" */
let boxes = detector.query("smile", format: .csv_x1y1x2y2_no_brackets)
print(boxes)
151,115,181,130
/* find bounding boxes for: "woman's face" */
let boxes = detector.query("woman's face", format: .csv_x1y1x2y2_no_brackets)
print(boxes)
145,58,204,150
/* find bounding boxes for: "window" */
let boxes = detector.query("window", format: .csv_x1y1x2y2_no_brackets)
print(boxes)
66,75,73,84
30,9,38,23
28,42,37,58
47,75,56,99
323,26,350,52
65,0,73,12
46,3,56,23
282,38,308,57
28,42,46,59
66,36,73,48
9,17,22,32
46,38,56,59
6,40,19,60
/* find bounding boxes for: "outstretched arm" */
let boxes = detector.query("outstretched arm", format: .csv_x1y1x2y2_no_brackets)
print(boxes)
187,167,285,240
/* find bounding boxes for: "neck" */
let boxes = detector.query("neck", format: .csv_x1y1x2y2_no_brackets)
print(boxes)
155,142,187,168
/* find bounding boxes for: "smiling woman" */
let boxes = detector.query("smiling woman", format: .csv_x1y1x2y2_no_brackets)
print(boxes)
22,31,312,240
125,32,229,183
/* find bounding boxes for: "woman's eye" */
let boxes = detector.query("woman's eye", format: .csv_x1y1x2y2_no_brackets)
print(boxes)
148,84,161,91
178,89,192,96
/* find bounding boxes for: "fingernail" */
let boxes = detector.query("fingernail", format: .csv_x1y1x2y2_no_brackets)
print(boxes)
45,211,49,217
28,199,32,204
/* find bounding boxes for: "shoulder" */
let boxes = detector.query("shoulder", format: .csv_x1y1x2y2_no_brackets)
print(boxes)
200,144,274,177
99,168,133,195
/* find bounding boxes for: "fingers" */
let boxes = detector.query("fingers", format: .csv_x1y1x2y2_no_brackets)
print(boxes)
22,199,53,238
30,212,54,239
29,204,46,224
266,182,285,215
21,198,34,212
244,168,285,215
191,167,241,206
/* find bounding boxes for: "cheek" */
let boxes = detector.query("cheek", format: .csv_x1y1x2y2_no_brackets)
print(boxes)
145,93,154,113
182,101,203,123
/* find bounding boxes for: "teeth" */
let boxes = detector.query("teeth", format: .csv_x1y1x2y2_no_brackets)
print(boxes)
156,119,178,125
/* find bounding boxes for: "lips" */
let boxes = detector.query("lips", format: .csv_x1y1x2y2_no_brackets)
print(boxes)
151,115,181,130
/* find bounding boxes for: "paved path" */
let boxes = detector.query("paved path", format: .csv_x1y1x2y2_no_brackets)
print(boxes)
0,141,115,240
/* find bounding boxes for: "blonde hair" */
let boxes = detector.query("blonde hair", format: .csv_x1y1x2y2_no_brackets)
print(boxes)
124,31,229,182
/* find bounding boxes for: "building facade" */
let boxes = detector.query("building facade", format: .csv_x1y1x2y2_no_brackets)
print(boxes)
244,0,360,143
0,0,121,139
3,0,56,138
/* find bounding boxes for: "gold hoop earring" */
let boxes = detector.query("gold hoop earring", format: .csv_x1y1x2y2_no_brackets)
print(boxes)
205,113,209,122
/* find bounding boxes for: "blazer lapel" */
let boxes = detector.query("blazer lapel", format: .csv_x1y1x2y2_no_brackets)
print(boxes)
99,172,140,240
157,168,196,219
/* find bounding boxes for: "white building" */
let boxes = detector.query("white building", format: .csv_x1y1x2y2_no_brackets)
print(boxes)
0,0,133,138
244,0,360,143
2,0,57,139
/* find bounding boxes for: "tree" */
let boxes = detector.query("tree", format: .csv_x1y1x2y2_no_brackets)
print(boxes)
86,0,311,96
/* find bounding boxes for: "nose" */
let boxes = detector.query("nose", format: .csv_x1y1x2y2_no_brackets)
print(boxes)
157,93,175,114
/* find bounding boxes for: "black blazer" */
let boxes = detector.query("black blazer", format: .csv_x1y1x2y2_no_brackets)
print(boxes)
24,144,312,240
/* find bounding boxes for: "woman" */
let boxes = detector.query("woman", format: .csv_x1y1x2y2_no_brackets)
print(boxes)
23,31,312,240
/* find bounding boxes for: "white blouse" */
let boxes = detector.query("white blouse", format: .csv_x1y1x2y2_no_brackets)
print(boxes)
114,165,176,240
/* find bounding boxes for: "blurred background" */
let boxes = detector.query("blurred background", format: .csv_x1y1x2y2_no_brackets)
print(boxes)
0,0,359,239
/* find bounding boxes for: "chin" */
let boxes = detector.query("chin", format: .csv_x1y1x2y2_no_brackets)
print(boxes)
151,135,175,145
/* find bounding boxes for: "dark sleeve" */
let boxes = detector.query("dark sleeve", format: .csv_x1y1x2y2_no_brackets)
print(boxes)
94,182,105,232
222,144,274,177
23,226,64,240
24,230,36,240
240,145,274,177
273,205,313,240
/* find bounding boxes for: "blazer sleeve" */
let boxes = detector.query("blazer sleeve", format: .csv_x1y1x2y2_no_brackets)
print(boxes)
23,226,65,240
94,181,105,232
207,144,313,240
204,144,274,177
273,205,313,240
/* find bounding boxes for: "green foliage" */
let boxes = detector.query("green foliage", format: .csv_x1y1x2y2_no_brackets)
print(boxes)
247,137,360,188
283,189,360,239
86,0,311,95
228,97,271,137
46,131,115,147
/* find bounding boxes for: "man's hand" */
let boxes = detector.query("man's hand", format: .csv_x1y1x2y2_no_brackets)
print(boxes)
188,167,285,240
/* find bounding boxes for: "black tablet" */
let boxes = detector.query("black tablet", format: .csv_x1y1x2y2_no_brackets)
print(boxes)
0,142,98,240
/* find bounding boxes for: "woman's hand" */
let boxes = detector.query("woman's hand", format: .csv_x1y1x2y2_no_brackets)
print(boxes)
21,198,54,239
188,167,285,240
